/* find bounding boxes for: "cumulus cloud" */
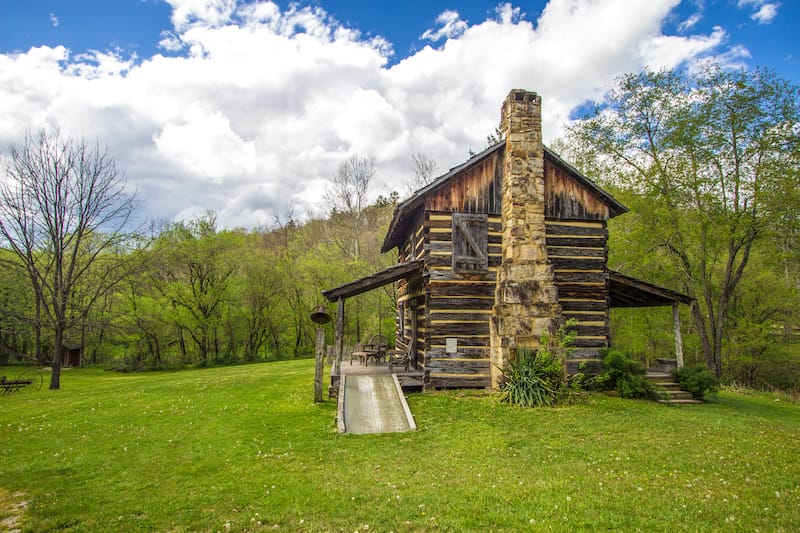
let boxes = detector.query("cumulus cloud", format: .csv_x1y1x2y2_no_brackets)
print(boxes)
167,0,237,30
0,0,752,228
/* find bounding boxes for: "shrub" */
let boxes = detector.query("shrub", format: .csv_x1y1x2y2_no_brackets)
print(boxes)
675,364,720,400
499,320,582,408
591,349,656,400
499,347,562,407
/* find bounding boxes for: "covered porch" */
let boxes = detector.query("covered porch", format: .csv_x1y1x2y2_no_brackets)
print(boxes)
608,270,694,369
337,357,424,391
322,260,424,398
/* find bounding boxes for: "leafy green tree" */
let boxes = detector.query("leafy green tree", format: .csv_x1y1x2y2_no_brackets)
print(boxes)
114,256,174,368
149,212,236,365
231,231,286,360
0,249,39,364
570,63,800,376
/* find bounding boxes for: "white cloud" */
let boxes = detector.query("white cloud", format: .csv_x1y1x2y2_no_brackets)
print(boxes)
166,0,237,30
49,13,59,27
678,13,702,32
421,10,468,42
737,0,780,24
639,26,728,71
751,3,779,24
0,0,750,228
154,105,256,182
158,30,184,52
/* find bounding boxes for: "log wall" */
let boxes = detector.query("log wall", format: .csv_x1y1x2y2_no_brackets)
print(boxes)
396,211,426,367
396,213,609,384
545,219,609,373
422,211,500,389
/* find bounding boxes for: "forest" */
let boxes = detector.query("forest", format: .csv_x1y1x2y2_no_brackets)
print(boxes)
1,64,798,392
0,149,400,379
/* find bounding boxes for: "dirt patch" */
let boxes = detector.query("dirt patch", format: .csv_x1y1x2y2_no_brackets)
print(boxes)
0,490,29,533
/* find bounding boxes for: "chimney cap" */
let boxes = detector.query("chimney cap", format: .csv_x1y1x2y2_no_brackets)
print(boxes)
507,89,539,103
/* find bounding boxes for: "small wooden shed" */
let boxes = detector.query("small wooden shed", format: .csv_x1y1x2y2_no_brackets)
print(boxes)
61,346,82,367
323,89,691,391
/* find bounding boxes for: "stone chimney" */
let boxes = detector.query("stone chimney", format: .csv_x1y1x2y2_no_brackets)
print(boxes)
489,89,561,389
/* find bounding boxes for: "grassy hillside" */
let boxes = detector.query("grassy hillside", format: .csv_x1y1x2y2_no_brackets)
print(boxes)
1,361,798,531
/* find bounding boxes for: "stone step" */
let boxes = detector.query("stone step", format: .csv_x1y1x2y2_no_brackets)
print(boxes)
659,389,694,401
646,371,674,383
646,371,702,405
658,398,702,405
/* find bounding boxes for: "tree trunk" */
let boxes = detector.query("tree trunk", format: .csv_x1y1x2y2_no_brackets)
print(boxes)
35,297,45,363
50,326,63,390
178,327,187,361
690,301,716,374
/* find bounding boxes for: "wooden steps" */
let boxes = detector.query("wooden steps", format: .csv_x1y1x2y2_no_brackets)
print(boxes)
646,371,702,405
395,371,424,393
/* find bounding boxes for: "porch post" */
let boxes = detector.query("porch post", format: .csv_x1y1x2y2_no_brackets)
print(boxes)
334,297,345,376
673,303,684,368
410,300,418,368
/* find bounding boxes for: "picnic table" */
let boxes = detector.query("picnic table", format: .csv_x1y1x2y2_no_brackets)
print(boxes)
364,334,388,365
362,344,387,365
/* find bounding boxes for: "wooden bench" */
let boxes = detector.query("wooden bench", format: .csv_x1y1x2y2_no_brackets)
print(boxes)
387,349,410,373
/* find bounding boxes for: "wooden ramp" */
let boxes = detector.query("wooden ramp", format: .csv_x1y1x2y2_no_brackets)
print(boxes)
338,374,417,434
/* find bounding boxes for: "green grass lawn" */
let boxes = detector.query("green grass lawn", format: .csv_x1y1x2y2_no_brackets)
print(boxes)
1,361,798,532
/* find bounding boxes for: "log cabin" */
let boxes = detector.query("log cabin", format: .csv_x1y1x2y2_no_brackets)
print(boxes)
323,89,690,391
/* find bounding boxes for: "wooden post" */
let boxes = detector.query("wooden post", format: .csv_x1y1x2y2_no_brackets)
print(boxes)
314,327,325,402
334,297,345,376
410,300,418,368
673,303,684,368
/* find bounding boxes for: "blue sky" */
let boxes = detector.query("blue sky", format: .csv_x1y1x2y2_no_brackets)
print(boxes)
3,1,798,75
1,0,797,228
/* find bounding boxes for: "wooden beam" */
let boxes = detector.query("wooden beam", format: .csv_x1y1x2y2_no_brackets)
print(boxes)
608,270,693,307
322,260,423,301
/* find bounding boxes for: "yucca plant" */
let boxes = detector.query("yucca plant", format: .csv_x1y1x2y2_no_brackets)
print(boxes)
499,320,579,408
499,346,562,407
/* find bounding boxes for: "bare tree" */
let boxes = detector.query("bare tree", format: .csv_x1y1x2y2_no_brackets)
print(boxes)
326,154,374,214
0,130,138,389
404,152,438,196
325,154,375,259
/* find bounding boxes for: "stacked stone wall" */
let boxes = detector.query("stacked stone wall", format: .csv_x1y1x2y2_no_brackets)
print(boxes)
489,89,562,389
